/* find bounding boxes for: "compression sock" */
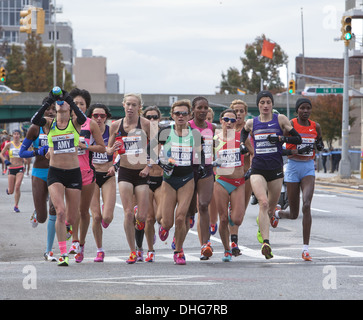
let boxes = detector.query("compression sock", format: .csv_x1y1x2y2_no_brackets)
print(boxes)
231,234,238,244
58,241,67,255
46,215,57,253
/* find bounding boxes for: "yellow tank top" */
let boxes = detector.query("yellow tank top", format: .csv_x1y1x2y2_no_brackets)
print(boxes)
48,119,79,154
9,141,21,159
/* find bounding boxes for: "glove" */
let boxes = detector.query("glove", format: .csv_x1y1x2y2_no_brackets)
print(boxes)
158,159,174,172
267,134,280,144
35,145,49,156
212,158,224,167
240,144,249,154
5,160,11,166
244,168,252,181
315,138,324,151
62,90,74,105
198,164,207,179
298,145,313,154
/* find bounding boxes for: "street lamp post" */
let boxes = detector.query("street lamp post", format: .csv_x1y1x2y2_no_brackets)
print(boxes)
339,42,351,179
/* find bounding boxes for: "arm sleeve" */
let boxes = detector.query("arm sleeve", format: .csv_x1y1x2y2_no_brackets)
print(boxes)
281,128,302,145
31,101,51,126
19,138,35,158
240,127,250,143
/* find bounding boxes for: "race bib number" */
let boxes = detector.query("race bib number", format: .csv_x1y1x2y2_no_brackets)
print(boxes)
52,134,76,154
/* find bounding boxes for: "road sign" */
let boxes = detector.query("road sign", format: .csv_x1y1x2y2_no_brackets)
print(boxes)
316,88,343,94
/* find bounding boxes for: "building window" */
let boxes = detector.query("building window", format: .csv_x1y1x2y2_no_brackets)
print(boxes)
48,31,59,41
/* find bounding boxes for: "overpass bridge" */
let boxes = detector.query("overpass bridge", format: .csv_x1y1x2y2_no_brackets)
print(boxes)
0,92,301,124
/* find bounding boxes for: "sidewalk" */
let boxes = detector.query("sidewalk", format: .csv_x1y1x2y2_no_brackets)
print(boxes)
315,171,363,190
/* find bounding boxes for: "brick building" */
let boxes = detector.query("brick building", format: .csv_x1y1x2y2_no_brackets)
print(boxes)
295,56,362,150
295,56,362,88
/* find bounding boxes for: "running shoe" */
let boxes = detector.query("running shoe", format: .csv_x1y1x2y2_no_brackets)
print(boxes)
126,251,137,264
134,206,145,231
222,250,232,262
209,223,218,235
302,250,312,261
13,206,20,213
44,251,57,262
58,254,69,266
201,241,213,258
228,202,234,226
66,223,73,241
231,242,242,256
145,251,155,263
256,217,263,244
136,249,144,262
30,211,38,228
94,251,105,262
68,241,79,254
171,236,176,250
189,215,195,228
270,204,280,228
101,219,109,229
75,245,84,263
261,243,274,259
158,225,169,241
174,250,186,265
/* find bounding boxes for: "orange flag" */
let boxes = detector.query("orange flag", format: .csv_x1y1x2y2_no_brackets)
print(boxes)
261,40,275,59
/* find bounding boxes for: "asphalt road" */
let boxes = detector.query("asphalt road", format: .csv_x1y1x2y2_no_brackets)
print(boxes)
1,172,363,305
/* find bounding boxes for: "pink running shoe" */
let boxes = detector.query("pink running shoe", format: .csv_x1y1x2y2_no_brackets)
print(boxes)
158,225,169,241
101,219,109,229
94,251,105,262
174,250,186,265
134,205,145,231
75,245,84,263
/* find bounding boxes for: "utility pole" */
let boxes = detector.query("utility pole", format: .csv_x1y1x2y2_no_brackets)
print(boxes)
53,0,57,87
339,16,353,179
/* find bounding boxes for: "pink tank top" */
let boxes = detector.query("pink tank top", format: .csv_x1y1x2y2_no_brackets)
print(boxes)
189,120,214,165
78,117,94,169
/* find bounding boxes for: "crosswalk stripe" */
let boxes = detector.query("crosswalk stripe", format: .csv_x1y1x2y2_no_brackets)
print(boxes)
316,247,363,258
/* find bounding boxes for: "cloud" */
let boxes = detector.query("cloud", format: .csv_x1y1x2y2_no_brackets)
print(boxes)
57,0,346,94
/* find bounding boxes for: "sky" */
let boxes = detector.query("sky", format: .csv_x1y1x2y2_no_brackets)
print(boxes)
56,0,355,95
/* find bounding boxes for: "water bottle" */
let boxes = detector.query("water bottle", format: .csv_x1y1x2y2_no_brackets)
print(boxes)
115,134,125,154
52,86,64,105
163,158,175,179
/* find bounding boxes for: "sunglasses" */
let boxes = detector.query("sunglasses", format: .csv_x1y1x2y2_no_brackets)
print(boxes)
222,117,236,123
92,113,107,119
173,111,189,117
145,115,159,120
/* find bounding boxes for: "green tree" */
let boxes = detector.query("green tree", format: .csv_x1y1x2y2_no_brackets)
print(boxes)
220,34,288,94
23,33,52,92
5,45,24,91
310,94,356,149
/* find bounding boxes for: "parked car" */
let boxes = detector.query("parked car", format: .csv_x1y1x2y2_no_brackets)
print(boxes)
0,85,20,93
301,87,317,96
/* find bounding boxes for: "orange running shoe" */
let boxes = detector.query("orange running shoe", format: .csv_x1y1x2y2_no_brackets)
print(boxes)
270,204,281,228
302,250,312,261
126,251,137,264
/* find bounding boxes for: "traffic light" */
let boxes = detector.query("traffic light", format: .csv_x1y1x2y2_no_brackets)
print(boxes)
20,8,32,33
36,8,45,34
341,16,352,42
0,67,6,82
288,79,295,94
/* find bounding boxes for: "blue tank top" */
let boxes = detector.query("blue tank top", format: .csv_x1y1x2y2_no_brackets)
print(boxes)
33,127,48,149
252,113,283,170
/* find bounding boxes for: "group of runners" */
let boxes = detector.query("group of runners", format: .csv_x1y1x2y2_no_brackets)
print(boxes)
1,88,324,266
